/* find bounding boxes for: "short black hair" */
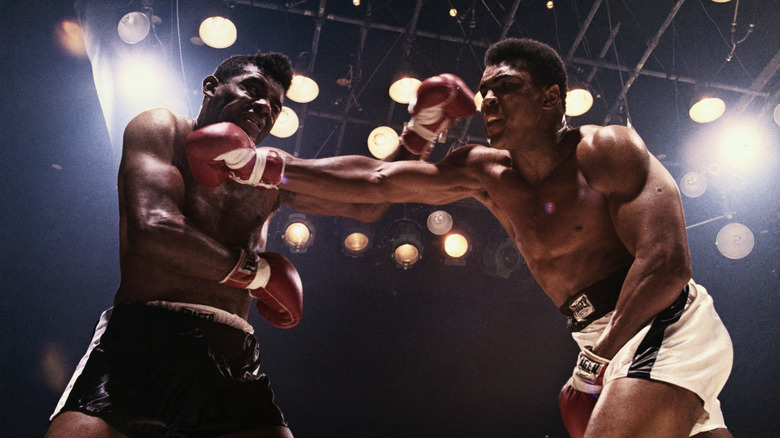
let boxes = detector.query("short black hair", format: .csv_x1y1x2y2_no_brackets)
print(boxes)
213,51,294,92
484,38,568,112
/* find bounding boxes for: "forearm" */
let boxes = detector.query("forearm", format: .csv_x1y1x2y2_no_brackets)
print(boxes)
592,259,691,359
279,189,391,222
126,212,237,282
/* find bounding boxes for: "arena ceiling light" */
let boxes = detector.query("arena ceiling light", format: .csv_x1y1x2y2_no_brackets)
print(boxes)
270,107,299,138
199,2,237,49
117,11,150,44
390,219,424,269
283,214,315,253
286,74,319,103
367,126,399,159
689,86,726,123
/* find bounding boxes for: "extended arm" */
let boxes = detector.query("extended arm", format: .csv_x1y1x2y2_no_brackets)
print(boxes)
583,126,692,359
281,145,486,206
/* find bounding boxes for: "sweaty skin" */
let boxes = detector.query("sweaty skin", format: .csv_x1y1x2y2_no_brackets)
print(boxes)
116,64,390,319
280,59,730,437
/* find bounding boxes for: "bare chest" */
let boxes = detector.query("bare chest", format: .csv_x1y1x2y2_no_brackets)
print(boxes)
483,161,622,269
184,180,278,252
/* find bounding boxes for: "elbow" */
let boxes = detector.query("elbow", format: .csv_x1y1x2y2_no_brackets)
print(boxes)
126,210,184,257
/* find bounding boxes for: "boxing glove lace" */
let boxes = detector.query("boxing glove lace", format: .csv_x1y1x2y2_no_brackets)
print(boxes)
401,73,477,157
185,122,285,189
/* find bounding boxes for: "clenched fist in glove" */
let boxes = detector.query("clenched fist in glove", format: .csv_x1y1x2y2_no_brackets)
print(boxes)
401,73,477,157
558,347,611,438
221,249,303,328
185,122,285,190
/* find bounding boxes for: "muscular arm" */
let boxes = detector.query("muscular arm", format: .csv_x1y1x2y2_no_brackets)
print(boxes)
581,126,692,359
119,109,236,282
281,145,486,206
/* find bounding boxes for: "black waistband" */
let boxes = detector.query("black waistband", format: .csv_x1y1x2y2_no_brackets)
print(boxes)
559,266,630,332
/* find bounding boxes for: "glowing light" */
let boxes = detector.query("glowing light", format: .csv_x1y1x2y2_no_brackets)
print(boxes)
427,210,453,235
54,19,87,58
394,244,420,267
566,88,594,117
547,1,555,9
689,97,726,123
118,11,150,44
444,233,469,258
715,121,767,172
199,16,237,49
283,216,314,253
450,8,458,17
716,223,754,259
367,126,399,158
116,54,175,112
344,232,370,255
287,74,319,103
679,171,707,198
353,0,361,5
271,107,299,138
389,77,421,104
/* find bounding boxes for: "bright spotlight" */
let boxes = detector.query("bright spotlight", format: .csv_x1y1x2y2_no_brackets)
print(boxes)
270,107,299,138
199,16,237,49
444,233,468,258
679,171,707,198
715,121,768,172
283,214,315,253
367,126,399,159
118,11,150,44
116,54,176,112
716,223,754,259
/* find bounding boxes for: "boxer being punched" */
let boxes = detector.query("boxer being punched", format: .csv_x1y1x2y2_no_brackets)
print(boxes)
279,38,733,437
45,50,420,438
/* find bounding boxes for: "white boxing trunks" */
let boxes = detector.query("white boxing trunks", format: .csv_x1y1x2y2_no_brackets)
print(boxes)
571,280,733,435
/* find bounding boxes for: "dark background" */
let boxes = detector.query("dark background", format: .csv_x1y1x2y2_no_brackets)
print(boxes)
2,1,778,437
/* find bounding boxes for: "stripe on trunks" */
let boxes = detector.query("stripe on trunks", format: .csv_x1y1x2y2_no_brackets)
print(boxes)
626,285,689,379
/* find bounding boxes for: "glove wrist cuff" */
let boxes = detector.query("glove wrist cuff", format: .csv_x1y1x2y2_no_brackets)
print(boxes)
220,249,270,290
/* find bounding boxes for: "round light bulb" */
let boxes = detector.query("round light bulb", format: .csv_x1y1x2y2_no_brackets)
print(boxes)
287,74,319,103
427,210,453,235
444,233,469,258
679,171,707,198
689,97,726,123
394,243,420,266
566,88,593,117
270,107,299,138
284,222,311,249
344,232,369,254
367,126,399,158
118,12,150,44
199,16,237,49
715,223,754,259
389,77,421,104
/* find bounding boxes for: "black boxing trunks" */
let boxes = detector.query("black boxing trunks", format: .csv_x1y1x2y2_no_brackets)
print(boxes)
50,303,287,437
559,266,630,332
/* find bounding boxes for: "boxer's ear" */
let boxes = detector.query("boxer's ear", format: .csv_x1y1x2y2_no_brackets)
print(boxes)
542,84,561,109
202,75,219,97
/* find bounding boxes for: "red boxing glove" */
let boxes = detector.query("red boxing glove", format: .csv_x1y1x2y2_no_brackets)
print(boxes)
221,250,303,328
401,73,477,156
184,122,285,190
558,347,610,438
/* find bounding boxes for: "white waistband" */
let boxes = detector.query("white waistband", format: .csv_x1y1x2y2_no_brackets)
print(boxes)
145,300,254,334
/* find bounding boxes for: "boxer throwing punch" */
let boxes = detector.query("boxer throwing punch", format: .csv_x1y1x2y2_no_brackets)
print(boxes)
279,38,733,437
45,49,425,437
